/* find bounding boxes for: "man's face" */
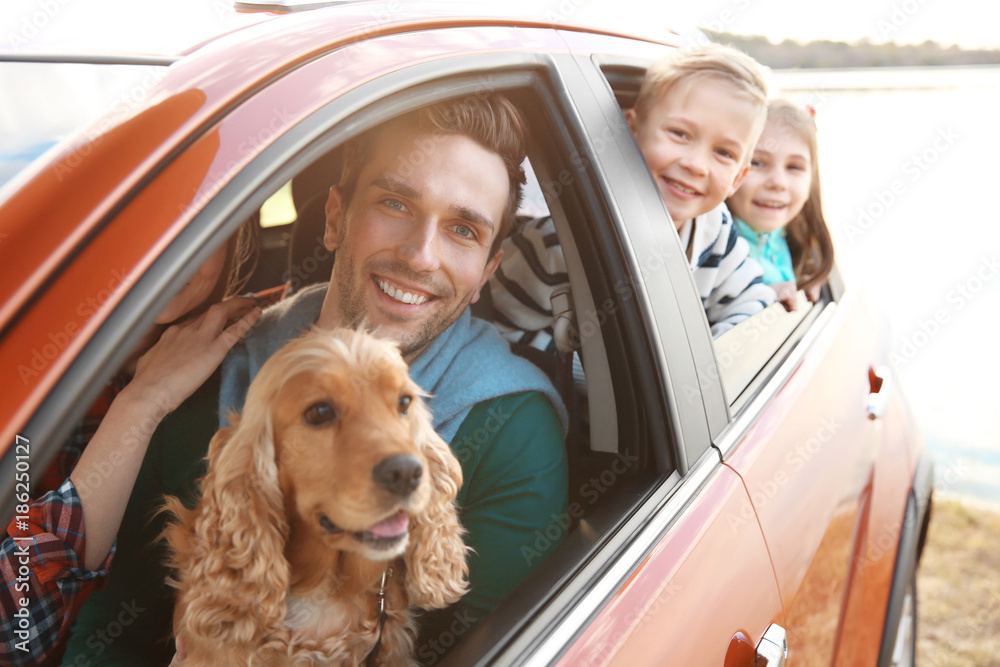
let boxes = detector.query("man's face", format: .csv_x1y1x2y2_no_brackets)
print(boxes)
320,120,507,359
627,77,758,228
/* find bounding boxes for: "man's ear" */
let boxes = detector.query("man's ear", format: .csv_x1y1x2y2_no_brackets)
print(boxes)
624,108,639,136
729,165,750,197
471,248,503,304
324,187,344,251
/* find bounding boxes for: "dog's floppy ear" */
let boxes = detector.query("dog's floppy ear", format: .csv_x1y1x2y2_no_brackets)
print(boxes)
404,396,469,609
172,405,291,643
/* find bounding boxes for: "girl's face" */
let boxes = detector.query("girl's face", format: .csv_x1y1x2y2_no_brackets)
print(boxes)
728,119,812,234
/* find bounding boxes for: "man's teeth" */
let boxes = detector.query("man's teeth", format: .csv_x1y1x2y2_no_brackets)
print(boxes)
377,279,428,305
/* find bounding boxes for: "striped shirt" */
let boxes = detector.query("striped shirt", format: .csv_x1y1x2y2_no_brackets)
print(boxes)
489,204,774,347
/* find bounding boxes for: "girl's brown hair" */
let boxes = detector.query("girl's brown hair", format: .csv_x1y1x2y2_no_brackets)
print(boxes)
766,99,834,291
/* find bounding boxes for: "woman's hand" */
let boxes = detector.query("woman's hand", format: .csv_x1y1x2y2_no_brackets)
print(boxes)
125,297,261,414
71,297,261,570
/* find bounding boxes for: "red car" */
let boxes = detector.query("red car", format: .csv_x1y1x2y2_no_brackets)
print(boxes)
0,2,932,665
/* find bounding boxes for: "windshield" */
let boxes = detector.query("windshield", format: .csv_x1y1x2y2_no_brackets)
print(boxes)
0,61,170,188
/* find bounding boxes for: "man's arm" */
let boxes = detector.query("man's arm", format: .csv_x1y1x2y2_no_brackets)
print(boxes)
417,390,567,659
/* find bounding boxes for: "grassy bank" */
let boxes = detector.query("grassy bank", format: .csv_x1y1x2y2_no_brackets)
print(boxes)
918,497,1000,666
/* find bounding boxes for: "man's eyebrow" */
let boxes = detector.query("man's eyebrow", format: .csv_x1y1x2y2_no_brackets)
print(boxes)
450,205,494,234
371,176,421,201
371,175,495,234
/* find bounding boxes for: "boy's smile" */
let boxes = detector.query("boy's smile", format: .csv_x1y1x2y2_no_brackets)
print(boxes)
628,77,759,229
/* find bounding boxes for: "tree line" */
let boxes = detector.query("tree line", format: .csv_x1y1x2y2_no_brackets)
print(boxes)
706,30,1000,68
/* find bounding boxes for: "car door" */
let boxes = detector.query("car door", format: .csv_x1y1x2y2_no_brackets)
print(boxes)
580,47,922,666
499,45,788,666
706,278,917,666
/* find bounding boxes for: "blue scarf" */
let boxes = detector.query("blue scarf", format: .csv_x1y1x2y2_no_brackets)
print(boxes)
219,284,567,442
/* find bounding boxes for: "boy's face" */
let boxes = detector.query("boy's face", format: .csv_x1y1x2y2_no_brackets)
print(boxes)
627,77,759,228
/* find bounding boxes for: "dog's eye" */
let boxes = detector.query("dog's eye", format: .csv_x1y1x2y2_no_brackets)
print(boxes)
303,401,337,426
398,395,412,416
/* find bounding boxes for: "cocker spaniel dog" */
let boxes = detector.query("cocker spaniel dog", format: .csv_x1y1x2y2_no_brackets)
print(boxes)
163,328,468,666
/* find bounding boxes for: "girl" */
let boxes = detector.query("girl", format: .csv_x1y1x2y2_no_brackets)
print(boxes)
726,99,834,311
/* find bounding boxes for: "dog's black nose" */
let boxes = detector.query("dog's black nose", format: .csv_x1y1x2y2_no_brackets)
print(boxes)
373,454,423,497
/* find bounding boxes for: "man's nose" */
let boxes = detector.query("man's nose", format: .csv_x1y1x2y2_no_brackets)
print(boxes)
397,218,440,273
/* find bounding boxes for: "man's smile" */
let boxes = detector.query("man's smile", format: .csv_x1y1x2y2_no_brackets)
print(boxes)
375,276,433,306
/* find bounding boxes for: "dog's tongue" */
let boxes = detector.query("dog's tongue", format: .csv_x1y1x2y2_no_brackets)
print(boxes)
368,511,408,537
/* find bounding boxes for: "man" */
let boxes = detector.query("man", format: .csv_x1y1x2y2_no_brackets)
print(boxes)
65,94,568,665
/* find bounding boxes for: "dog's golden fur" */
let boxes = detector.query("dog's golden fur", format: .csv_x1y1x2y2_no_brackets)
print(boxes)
163,328,468,666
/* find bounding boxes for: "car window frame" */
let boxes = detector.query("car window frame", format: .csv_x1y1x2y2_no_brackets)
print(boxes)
591,54,846,448
585,54,720,466
461,50,754,665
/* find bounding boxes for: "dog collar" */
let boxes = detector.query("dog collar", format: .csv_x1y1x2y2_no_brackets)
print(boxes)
363,566,393,667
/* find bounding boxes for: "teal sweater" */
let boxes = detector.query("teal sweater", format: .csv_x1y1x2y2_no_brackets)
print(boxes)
734,217,795,285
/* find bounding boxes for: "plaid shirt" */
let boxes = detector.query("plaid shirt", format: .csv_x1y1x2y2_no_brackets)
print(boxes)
0,377,125,666
0,286,287,665
1,480,114,666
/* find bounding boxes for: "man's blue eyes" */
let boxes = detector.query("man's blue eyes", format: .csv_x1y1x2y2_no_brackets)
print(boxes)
378,201,477,240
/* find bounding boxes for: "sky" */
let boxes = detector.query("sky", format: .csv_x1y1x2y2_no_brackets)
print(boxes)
586,0,1000,49
2,0,999,55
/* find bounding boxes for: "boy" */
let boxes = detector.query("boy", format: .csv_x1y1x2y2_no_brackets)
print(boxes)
491,44,775,344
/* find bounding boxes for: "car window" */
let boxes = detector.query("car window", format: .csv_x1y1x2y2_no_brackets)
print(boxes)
594,58,837,421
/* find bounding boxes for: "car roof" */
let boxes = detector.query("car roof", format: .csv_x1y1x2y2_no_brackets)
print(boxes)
0,0,679,326
0,0,677,61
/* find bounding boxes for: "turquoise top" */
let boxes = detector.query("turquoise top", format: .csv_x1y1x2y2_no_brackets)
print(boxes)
735,217,795,285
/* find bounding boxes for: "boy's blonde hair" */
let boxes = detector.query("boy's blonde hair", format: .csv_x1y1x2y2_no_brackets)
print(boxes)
633,44,769,165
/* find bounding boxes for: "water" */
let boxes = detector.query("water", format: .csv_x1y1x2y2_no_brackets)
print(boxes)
773,66,1000,504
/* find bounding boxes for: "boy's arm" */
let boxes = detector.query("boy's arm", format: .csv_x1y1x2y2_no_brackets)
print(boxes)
702,216,776,337
488,217,568,353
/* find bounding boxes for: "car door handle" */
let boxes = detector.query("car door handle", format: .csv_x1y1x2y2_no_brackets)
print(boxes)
867,365,893,420
755,624,787,666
